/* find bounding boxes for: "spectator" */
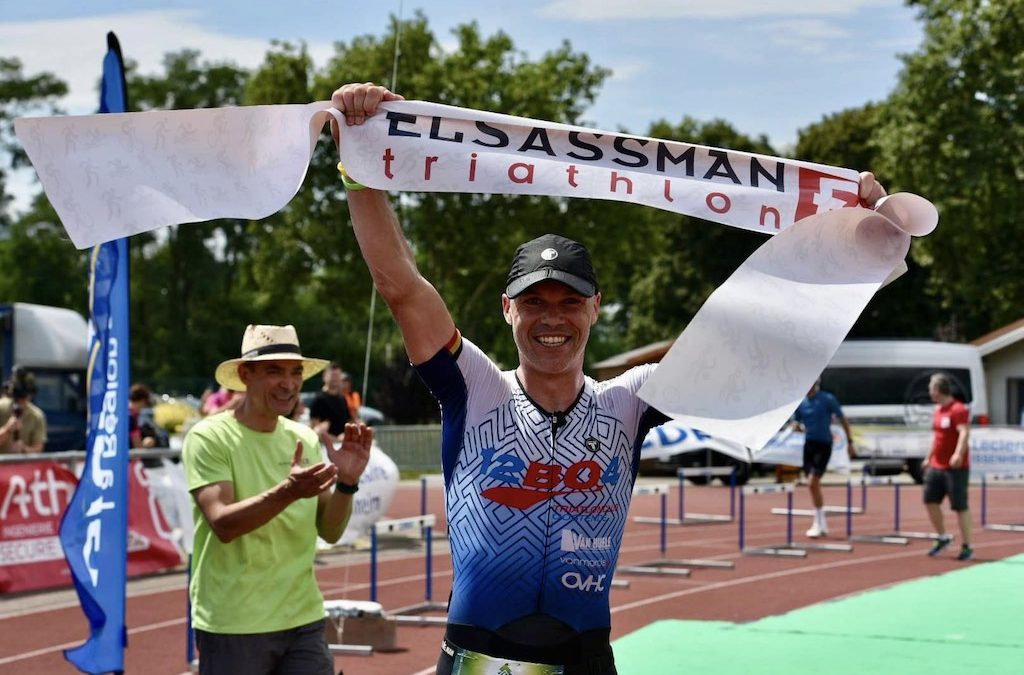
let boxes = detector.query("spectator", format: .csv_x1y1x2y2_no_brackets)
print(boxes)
182,324,372,675
129,383,158,449
288,395,307,423
202,386,243,416
0,373,47,454
309,363,352,442
340,372,362,421
923,372,973,561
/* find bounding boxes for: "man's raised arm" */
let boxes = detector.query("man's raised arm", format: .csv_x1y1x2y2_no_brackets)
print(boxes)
332,83,456,365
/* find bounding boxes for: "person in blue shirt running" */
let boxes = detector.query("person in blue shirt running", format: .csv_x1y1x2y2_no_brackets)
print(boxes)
792,379,855,538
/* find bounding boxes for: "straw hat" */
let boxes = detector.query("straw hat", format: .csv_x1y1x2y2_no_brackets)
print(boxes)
214,324,329,392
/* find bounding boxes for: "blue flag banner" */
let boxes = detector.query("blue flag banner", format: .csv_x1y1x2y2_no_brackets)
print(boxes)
58,32,131,675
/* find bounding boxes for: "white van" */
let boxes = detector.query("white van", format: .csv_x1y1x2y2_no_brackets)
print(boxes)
820,340,988,481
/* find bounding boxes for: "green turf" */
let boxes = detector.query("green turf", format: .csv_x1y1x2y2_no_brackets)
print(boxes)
613,554,1024,674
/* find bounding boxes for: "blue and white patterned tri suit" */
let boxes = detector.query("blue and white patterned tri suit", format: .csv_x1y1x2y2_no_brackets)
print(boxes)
416,334,666,635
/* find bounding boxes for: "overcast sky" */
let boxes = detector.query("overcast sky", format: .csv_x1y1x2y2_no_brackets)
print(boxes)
2,0,924,214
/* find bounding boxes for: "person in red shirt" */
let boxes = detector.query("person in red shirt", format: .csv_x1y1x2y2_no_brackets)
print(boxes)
923,372,972,560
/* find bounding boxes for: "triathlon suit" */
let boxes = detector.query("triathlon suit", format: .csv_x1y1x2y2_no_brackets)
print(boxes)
415,332,667,674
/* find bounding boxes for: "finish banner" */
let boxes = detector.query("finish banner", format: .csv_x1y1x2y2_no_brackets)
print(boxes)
341,101,865,234
1,460,182,595
14,97,938,450
14,100,929,249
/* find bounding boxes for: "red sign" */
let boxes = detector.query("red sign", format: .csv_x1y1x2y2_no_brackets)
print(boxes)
0,460,183,594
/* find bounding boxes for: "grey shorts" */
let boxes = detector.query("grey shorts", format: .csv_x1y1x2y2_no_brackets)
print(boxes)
195,619,333,675
923,467,970,512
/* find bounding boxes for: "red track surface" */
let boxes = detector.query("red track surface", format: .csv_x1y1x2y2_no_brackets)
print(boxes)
2,478,1022,675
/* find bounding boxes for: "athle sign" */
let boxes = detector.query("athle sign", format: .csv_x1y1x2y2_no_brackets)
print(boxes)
339,100,864,236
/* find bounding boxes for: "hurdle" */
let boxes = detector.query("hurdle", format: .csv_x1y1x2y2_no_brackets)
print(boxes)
419,473,445,518
619,483,733,575
981,472,1024,532
770,479,864,518
847,474,942,544
771,479,861,539
739,483,852,556
633,466,736,526
370,514,448,625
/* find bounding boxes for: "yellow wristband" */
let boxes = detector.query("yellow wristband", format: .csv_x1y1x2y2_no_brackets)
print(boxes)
337,162,366,191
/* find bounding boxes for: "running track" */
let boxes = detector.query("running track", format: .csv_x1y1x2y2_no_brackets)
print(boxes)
1,479,1021,675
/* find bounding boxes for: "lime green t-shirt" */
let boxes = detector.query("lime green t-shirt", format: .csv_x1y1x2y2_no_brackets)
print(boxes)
182,411,325,633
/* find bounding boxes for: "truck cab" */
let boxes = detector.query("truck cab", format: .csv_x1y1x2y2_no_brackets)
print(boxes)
0,303,88,452
821,340,987,481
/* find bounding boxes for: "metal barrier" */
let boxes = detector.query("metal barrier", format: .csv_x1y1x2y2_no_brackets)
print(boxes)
981,472,1024,532
739,483,852,556
372,425,442,472
770,479,864,518
370,515,448,625
0,424,445,473
0,446,182,466
633,466,736,527
847,474,943,544
618,483,734,576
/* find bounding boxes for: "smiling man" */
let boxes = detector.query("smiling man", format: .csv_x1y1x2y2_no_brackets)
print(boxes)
332,82,889,675
182,324,372,675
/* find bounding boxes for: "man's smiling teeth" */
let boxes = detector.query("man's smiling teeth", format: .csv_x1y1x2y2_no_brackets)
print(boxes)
538,336,568,346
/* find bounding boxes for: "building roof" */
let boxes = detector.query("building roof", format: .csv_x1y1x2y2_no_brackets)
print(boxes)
592,338,674,370
970,317,1024,356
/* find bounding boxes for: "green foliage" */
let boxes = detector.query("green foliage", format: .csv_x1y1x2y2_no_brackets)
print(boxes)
0,58,81,307
0,57,67,230
0,193,87,311
875,0,1024,340
796,103,882,173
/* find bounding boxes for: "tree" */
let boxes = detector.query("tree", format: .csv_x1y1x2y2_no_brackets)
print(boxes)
0,57,66,231
0,194,88,311
0,58,82,310
875,0,1024,340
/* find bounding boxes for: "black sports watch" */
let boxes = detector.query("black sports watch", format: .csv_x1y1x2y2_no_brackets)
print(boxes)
334,480,359,495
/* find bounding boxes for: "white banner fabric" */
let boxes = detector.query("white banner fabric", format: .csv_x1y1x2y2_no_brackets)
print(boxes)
15,102,341,249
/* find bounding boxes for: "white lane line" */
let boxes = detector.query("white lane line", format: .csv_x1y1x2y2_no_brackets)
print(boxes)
0,617,187,666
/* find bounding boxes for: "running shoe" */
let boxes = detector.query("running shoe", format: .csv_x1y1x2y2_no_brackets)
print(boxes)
956,545,973,561
806,522,827,538
927,534,953,556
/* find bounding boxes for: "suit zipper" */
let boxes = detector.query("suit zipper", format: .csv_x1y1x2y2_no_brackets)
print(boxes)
536,412,560,612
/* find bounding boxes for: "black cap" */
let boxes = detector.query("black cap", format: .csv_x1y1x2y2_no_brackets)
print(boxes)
505,234,598,298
